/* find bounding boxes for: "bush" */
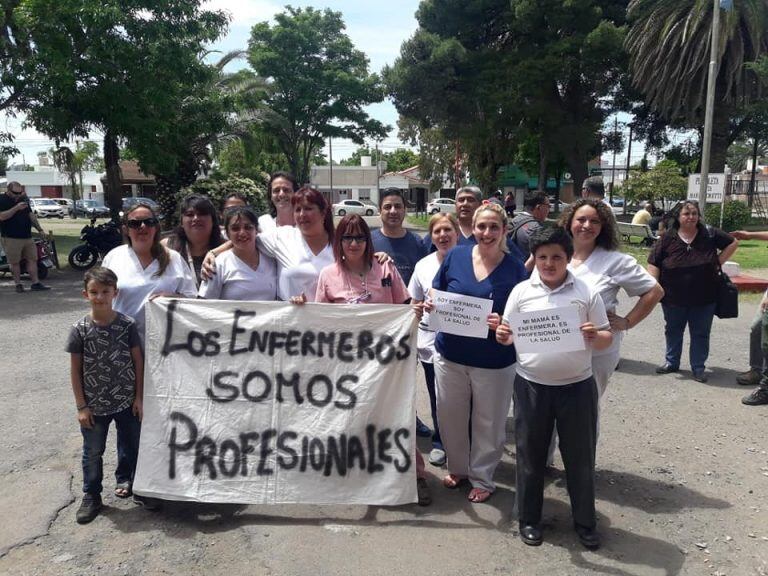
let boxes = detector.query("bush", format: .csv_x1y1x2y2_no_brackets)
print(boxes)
170,174,269,226
704,200,751,231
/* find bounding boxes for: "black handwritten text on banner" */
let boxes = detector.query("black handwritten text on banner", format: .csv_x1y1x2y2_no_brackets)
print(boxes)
133,299,418,505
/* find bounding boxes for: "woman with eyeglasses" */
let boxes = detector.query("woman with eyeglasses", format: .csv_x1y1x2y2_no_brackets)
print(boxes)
314,213,432,506
162,194,224,287
102,203,197,347
198,207,277,301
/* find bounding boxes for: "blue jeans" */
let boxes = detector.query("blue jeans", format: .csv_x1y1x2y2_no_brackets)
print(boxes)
81,406,141,495
661,303,716,373
421,361,443,450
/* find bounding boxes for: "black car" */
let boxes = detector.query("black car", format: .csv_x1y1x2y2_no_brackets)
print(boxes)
74,199,110,218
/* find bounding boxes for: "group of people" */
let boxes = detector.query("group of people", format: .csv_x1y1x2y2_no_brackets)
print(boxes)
60,172,759,549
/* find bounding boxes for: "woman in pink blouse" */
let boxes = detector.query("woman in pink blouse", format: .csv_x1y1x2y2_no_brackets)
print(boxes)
315,214,431,506
316,214,408,304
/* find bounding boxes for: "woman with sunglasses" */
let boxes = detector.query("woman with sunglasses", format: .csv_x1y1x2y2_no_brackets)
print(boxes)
103,203,197,347
314,214,432,506
199,207,278,301
162,194,224,287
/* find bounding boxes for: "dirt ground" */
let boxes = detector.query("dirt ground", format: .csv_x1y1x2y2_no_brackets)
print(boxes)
0,267,766,576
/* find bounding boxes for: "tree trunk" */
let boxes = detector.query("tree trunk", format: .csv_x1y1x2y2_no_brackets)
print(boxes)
564,142,588,203
155,156,200,229
710,106,730,173
538,139,547,193
103,131,123,221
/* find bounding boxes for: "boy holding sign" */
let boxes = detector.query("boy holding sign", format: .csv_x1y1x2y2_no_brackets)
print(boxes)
496,227,611,550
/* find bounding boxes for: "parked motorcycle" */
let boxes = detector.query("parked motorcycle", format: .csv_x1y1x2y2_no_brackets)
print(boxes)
68,218,123,271
0,234,58,280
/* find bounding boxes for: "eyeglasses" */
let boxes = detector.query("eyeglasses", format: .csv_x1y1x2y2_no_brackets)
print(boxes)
126,217,159,229
341,235,367,244
9,188,22,195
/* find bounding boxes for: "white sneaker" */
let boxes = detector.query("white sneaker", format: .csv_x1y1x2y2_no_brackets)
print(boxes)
428,448,446,466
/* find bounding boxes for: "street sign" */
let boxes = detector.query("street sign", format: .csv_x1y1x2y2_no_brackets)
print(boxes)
687,173,725,203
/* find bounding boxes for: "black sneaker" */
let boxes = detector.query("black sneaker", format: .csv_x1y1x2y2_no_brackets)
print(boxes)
76,493,102,524
30,282,50,291
15,284,23,293
575,525,601,550
742,386,768,406
415,417,432,438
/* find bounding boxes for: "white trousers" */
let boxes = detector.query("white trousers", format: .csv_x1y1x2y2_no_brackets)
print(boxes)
434,354,515,492
547,349,620,465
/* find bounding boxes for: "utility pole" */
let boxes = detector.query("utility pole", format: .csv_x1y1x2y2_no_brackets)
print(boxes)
374,141,380,205
328,137,333,202
610,116,618,204
454,140,461,192
698,0,722,211
624,124,633,216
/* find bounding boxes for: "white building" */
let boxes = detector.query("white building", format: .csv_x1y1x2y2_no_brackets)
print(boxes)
5,159,106,202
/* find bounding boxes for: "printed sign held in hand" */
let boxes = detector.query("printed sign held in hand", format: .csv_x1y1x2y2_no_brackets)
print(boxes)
506,305,585,354
429,289,493,339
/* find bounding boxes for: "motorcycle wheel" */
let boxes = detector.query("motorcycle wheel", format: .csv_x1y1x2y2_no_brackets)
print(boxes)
68,245,99,271
36,262,49,280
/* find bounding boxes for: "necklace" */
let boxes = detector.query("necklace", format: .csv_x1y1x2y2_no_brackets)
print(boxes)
343,264,372,304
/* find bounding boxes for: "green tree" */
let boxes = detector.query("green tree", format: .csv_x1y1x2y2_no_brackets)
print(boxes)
625,0,768,172
16,0,228,218
177,174,268,226
247,6,388,184
397,116,458,192
340,146,419,173
386,0,629,194
621,160,688,205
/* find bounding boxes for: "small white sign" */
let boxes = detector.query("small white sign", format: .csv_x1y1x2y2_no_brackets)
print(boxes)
429,289,493,339
506,305,585,354
687,174,725,203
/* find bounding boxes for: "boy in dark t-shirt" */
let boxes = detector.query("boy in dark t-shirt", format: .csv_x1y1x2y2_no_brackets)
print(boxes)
65,267,143,524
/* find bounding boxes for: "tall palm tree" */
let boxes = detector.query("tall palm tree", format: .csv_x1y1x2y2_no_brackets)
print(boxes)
625,0,768,171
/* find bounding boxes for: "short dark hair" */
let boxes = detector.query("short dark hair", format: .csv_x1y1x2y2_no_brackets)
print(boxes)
84,266,118,290
224,206,259,231
267,172,299,216
523,192,549,211
529,226,574,259
582,176,605,198
333,214,374,266
379,187,405,208
222,192,248,211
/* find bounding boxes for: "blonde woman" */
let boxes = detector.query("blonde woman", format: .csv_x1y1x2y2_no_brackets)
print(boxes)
429,203,527,503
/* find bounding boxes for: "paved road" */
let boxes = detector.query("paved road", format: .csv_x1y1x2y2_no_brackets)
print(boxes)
0,268,767,576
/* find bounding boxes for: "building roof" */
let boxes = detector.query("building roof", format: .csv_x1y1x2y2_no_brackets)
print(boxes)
119,160,155,184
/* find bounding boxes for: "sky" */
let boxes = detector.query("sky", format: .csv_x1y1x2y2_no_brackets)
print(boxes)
2,0,421,167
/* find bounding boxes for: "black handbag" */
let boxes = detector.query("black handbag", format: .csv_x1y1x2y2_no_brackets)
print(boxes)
706,226,739,319
714,271,739,319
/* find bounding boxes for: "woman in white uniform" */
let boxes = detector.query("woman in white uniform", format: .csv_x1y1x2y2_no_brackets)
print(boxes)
256,186,335,303
559,198,664,397
407,213,459,466
257,171,298,232
103,203,198,347
199,206,278,301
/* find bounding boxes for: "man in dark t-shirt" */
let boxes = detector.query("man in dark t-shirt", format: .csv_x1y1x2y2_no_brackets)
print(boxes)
0,181,49,292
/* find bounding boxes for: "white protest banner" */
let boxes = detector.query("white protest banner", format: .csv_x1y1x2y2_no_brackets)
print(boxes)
429,289,493,338
506,305,585,354
133,299,418,505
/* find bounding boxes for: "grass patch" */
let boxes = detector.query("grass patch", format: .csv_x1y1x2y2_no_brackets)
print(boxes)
406,214,430,229
38,218,101,270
